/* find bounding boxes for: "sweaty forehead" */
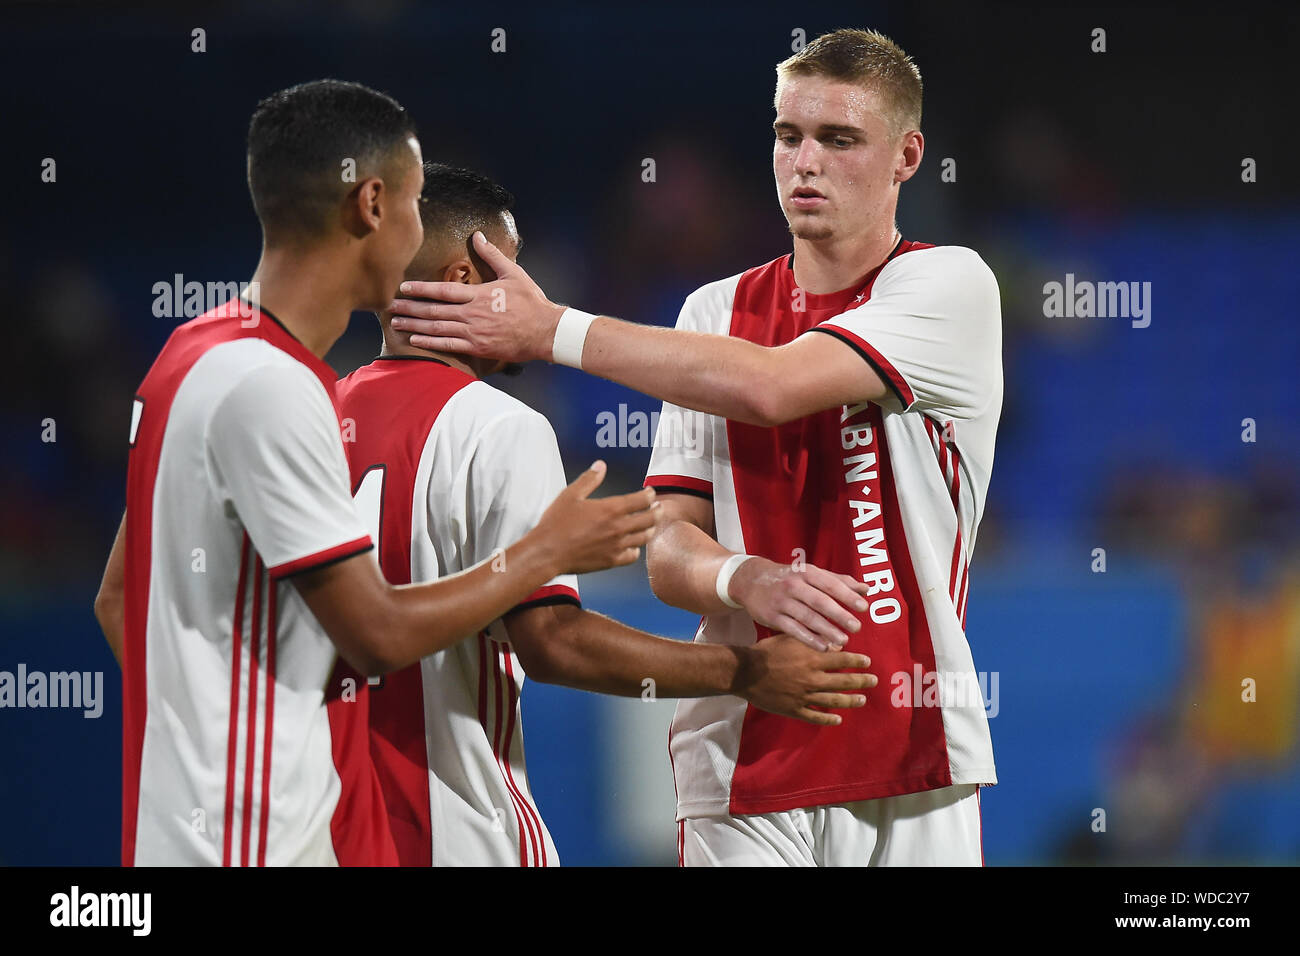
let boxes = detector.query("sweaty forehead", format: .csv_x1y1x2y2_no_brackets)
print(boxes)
775,77,888,128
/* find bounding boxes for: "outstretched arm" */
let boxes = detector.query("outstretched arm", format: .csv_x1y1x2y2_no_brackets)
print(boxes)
389,232,889,427
506,603,876,727
295,462,657,677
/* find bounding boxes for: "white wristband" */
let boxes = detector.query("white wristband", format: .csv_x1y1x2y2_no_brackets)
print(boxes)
552,307,597,368
715,554,754,609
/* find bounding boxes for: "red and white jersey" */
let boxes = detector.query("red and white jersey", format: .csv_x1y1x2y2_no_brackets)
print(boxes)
335,356,578,867
645,241,1003,819
123,303,394,866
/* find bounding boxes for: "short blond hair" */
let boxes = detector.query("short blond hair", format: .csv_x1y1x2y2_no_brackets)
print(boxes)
776,28,923,136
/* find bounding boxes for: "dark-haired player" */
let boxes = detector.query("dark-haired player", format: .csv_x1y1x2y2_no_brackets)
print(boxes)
92,80,660,866
336,163,877,866
390,29,1003,866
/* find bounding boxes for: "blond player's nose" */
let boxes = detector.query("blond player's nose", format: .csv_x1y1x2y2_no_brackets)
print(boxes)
794,139,821,175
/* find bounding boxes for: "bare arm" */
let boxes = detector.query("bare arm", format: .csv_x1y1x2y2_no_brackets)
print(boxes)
645,493,873,651
94,510,127,667
506,603,876,726
294,463,656,676
389,232,888,427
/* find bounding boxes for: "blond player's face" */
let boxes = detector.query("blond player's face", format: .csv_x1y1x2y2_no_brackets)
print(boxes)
773,76,905,243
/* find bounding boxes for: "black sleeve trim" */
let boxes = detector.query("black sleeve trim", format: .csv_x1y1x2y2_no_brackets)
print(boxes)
509,594,582,614
807,326,908,408
649,485,714,501
275,542,374,580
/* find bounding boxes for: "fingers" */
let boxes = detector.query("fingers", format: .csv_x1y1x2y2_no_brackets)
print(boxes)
806,567,871,616
793,707,842,727
406,335,475,354
567,460,608,500
772,618,829,653
804,692,868,710
834,571,873,596
394,281,477,306
472,231,518,275
610,546,643,567
605,486,658,520
390,314,470,337
792,578,863,637
778,599,848,649
613,506,658,539
818,671,878,691
821,652,872,672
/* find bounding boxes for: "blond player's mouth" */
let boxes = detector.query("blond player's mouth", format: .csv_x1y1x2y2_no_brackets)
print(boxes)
790,186,827,210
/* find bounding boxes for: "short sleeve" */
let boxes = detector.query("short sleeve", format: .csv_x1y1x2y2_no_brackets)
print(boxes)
809,246,1002,418
457,408,580,611
207,363,372,579
644,287,717,499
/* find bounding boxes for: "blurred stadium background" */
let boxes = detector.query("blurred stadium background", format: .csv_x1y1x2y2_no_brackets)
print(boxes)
2,1,1298,865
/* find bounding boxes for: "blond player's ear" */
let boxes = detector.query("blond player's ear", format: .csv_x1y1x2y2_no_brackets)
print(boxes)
894,129,924,185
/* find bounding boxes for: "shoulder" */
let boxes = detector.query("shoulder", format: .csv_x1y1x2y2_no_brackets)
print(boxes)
208,345,332,428
879,244,999,296
442,379,558,450
205,339,321,398
678,270,747,331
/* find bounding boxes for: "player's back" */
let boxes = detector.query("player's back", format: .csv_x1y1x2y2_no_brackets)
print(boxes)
337,356,576,866
123,302,394,866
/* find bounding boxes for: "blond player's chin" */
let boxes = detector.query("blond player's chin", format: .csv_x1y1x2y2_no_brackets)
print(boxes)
790,223,835,242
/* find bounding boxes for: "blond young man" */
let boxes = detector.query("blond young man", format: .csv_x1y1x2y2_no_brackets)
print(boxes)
389,29,1003,866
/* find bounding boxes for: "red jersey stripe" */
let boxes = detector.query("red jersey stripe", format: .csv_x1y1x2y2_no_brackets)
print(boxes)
501,651,548,866
490,642,532,866
257,579,278,867
241,557,263,867
222,534,250,867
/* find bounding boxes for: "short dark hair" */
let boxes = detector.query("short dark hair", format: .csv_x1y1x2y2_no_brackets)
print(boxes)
247,79,417,240
418,162,515,242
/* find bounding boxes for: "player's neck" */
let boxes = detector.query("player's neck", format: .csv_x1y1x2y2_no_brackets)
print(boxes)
249,246,361,358
790,225,901,295
379,333,478,378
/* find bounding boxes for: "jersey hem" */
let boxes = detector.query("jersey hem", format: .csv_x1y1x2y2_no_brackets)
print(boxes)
674,767,999,820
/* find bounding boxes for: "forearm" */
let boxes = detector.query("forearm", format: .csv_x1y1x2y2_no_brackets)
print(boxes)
645,517,736,615
580,317,779,425
300,532,562,675
518,608,749,698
